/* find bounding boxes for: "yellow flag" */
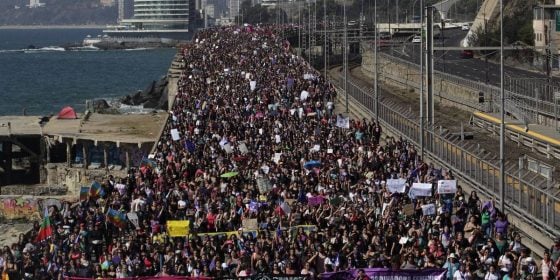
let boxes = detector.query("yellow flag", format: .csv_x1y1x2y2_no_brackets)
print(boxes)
166,220,190,237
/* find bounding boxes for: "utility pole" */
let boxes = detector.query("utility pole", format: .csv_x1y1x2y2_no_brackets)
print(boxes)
499,0,505,213
396,0,399,24
308,0,312,65
426,6,434,129
344,0,348,113
298,4,301,56
324,0,327,78
419,0,425,158
374,0,379,123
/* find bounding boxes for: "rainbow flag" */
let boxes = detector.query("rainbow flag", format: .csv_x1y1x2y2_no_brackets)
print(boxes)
107,208,127,228
79,186,89,201
89,181,105,198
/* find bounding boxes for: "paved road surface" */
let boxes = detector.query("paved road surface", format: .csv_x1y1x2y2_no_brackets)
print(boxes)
387,29,557,88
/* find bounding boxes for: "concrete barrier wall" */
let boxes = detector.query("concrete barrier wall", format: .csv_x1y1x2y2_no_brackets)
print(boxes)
362,50,484,112
0,196,72,221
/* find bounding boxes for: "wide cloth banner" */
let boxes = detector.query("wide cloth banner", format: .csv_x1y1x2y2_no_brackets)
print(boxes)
167,220,190,237
320,268,446,280
409,183,433,197
386,178,407,193
66,277,211,280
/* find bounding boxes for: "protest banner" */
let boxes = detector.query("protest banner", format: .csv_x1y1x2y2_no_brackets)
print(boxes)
170,129,180,141
308,196,324,206
256,177,272,193
321,268,446,280
67,276,211,280
222,143,233,154
242,218,258,230
402,204,415,216
127,212,139,229
421,204,436,216
238,142,249,154
167,220,190,237
336,115,350,129
249,80,256,91
386,178,407,193
437,180,457,194
409,183,433,197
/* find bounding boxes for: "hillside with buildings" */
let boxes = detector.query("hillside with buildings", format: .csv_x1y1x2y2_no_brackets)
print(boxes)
0,0,123,25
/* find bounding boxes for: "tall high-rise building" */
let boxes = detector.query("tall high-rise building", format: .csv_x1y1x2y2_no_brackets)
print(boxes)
229,0,240,18
128,0,190,30
104,0,193,41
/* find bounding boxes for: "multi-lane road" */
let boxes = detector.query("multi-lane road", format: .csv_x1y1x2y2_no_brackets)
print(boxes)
388,28,557,88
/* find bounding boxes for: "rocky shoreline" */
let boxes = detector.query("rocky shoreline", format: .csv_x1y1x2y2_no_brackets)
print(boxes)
89,75,170,114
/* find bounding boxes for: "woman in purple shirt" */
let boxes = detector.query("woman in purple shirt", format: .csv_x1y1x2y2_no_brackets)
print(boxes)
493,214,509,237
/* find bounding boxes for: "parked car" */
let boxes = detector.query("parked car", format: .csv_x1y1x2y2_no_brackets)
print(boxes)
461,24,470,31
461,50,474,59
411,36,421,43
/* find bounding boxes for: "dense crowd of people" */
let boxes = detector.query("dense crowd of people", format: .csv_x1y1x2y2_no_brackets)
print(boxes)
0,25,554,280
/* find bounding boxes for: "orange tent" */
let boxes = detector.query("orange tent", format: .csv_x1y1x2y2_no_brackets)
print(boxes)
57,106,78,119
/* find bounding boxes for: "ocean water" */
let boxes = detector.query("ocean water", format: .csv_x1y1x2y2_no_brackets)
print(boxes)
0,28,178,116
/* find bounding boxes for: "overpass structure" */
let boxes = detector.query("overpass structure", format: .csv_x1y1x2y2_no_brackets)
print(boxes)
463,0,500,47
433,0,462,20
376,21,469,36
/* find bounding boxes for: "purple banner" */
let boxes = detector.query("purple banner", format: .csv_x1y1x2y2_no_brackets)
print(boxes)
307,196,324,206
321,268,446,280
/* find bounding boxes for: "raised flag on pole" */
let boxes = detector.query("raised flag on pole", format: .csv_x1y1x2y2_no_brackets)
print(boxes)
107,208,127,228
35,207,53,242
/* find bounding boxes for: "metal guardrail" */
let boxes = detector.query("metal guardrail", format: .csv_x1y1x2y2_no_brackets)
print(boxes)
329,72,560,248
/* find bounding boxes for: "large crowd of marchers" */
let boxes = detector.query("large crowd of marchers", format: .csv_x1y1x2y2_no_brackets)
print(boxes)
2,25,558,280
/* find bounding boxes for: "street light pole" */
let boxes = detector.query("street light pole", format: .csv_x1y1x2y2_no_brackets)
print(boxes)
419,0,425,158
499,0,505,213
344,1,348,113
375,0,379,123
323,0,327,78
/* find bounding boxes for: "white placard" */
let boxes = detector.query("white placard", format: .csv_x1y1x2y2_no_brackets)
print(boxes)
170,129,180,141
409,183,432,197
127,212,139,229
327,148,333,154
437,180,457,194
422,204,436,216
336,115,350,129
312,145,320,152
219,137,228,147
250,81,256,91
238,142,249,154
300,90,309,101
275,134,281,143
223,143,233,154
386,178,407,193
273,153,282,164
259,128,263,135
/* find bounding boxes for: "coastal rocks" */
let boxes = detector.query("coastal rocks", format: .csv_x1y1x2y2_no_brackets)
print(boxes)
86,99,120,114
120,76,168,110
